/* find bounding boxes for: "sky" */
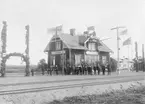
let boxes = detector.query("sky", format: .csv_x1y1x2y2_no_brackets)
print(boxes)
0,0,145,65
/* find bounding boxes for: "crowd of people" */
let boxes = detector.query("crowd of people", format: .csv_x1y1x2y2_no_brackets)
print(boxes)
31,61,112,76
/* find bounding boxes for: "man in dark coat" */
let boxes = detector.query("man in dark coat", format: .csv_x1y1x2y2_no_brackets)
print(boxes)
102,63,106,75
97,63,101,75
93,65,97,75
31,68,34,76
107,62,111,75
55,65,58,75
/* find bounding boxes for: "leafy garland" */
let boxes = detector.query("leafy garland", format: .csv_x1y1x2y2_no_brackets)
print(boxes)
0,22,30,76
1,21,7,53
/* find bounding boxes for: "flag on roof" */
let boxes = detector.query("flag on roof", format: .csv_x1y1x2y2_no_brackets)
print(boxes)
123,37,131,46
47,25,63,33
120,29,127,35
84,31,88,35
87,26,95,31
56,25,63,31
118,36,121,40
90,31,96,37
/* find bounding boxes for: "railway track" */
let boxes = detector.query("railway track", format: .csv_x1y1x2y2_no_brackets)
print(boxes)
0,74,143,87
0,75,143,95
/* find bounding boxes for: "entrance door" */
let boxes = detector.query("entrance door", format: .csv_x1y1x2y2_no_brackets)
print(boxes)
55,55,61,67
60,54,66,67
50,56,55,66
75,54,81,66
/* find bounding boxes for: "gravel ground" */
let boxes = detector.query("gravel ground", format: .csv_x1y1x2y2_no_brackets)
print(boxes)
0,71,144,104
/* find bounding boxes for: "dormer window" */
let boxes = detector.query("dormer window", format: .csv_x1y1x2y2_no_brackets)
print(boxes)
88,43,96,51
56,41,61,50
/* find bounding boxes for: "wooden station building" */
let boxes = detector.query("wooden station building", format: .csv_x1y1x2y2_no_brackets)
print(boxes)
44,29,113,71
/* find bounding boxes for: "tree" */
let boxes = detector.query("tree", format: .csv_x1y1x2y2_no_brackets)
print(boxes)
110,57,117,72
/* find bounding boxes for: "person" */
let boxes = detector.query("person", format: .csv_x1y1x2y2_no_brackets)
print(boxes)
97,63,101,75
79,66,82,75
93,64,97,75
76,67,79,75
107,62,111,75
41,65,45,75
64,66,67,75
88,65,92,75
102,63,106,75
47,67,50,75
82,65,85,75
31,68,34,76
55,65,58,75
49,66,52,75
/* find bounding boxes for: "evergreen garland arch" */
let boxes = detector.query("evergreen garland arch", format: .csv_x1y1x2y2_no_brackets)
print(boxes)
1,53,29,76
0,21,30,77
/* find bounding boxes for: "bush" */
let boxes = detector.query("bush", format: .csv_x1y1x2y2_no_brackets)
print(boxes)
47,82,145,104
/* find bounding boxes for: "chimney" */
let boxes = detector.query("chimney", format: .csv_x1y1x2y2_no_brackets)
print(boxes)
70,28,75,36
84,31,89,38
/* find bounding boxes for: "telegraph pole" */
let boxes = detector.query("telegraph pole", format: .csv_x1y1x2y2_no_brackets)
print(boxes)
25,25,30,76
111,26,126,74
135,42,138,72
142,44,144,72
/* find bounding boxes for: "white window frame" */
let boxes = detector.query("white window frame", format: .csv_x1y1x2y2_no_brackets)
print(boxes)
56,41,61,50
102,56,107,64
88,43,96,51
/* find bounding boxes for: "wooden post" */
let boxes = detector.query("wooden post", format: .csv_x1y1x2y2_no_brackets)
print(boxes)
1,21,7,77
111,26,126,74
142,44,144,72
135,42,138,72
25,25,30,76
69,49,71,66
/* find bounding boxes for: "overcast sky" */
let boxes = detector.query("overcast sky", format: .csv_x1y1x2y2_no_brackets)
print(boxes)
0,0,145,65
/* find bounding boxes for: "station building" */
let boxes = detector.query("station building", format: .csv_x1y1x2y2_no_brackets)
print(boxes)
44,29,113,70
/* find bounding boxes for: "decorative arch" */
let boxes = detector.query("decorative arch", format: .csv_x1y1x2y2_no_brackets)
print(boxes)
1,53,29,76
0,21,30,77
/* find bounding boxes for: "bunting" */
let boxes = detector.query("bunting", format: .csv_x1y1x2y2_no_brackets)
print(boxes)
123,37,131,46
120,29,127,35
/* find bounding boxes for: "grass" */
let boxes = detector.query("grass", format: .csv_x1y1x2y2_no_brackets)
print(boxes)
46,82,145,104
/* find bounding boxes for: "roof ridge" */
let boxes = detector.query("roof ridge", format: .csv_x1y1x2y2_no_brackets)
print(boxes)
99,40,113,53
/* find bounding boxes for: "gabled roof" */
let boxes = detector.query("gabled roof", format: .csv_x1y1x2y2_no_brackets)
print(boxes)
59,34,87,50
78,35,88,44
82,35,113,53
44,33,113,53
44,33,87,52
98,40,113,53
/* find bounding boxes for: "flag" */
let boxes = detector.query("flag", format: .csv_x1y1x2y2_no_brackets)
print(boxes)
84,31,88,35
87,26,95,31
120,29,127,35
47,27,56,33
47,25,63,33
118,36,121,40
123,37,131,46
56,25,63,31
90,31,96,37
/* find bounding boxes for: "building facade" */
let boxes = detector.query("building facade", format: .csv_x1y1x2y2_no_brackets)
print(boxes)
44,30,113,72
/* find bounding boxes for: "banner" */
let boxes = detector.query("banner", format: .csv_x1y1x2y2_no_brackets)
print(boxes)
87,26,95,31
47,25,63,33
123,37,131,46
120,29,127,35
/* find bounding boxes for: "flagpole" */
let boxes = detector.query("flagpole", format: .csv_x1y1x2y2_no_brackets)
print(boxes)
142,44,144,72
117,28,120,74
54,27,57,67
128,44,130,71
135,42,138,72
111,26,126,75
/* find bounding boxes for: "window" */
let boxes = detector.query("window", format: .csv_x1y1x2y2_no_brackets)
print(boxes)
102,56,107,64
75,54,81,66
88,43,96,51
85,55,99,65
56,41,61,50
